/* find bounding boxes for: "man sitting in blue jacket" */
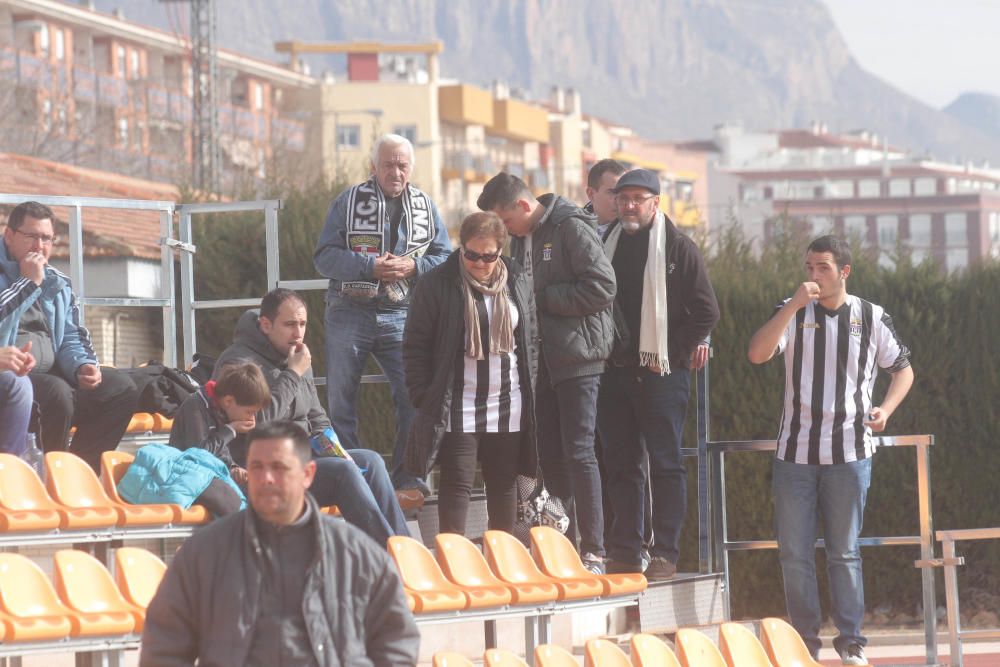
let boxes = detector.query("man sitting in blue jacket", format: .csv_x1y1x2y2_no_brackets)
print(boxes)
1,201,138,470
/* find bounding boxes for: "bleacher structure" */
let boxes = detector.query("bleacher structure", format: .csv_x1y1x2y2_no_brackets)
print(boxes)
0,192,991,665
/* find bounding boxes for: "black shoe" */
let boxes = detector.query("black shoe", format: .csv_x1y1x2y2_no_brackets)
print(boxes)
605,559,643,575
644,556,677,581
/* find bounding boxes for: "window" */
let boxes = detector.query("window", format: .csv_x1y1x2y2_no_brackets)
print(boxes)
888,178,911,197
117,46,126,78
336,124,360,149
827,180,854,198
393,125,417,144
946,248,968,272
944,178,957,194
944,213,967,247
858,179,880,197
910,247,930,265
844,215,868,242
990,212,1000,244
253,84,264,111
41,99,52,133
38,24,49,54
57,105,67,134
876,215,898,246
908,214,932,246
54,29,64,61
133,120,142,150
914,177,937,196
130,50,140,79
809,216,831,237
118,117,128,146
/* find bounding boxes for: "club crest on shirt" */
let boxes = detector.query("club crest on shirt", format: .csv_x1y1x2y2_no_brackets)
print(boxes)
542,243,553,261
850,319,863,336
349,233,381,258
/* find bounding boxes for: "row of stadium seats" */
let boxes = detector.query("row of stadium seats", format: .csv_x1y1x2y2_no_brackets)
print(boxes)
123,413,173,434
433,617,827,667
389,527,647,614
0,548,165,643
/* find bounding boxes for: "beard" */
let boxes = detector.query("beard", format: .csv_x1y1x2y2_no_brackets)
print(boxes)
621,220,642,233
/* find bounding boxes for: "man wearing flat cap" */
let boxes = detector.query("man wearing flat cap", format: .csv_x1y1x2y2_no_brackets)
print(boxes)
598,169,719,580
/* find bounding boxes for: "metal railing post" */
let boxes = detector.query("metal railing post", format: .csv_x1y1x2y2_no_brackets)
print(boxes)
916,440,938,665
697,355,712,574
159,208,177,368
941,537,962,667
68,204,84,317
178,209,197,368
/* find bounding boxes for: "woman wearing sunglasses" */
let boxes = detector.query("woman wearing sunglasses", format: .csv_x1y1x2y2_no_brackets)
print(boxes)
402,211,538,535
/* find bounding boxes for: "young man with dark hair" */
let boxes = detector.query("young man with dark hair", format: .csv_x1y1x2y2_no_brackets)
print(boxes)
478,171,616,573
0,201,138,469
585,159,627,239
142,420,420,667
748,235,915,666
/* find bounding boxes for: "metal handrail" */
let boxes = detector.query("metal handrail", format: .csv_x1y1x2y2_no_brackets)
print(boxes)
937,527,1000,666
708,434,938,665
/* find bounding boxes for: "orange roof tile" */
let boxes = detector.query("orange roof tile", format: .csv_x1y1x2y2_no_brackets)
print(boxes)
0,153,178,261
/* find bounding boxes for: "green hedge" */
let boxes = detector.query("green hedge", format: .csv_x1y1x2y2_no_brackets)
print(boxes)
186,181,999,619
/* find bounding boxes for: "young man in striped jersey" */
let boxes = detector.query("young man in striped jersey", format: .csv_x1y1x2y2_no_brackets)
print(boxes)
748,235,914,666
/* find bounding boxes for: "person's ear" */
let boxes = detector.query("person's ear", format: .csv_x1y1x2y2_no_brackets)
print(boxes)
303,459,317,488
517,199,532,214
841,264,851,280
258,315,273,335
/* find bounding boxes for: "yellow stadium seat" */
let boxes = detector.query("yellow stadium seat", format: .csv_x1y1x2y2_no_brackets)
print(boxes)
152,414,173,432
434,532,515,607
485,648,530,667
114,548,167,610
530,526,647,597
126,413,156,433
630,633,682,667
585,638,632,667
0,554,87,640
101,450,211,525
433,652,475,667
483,530,588,602
676,628,727,667
53,550,143,632
0,453,65,531
535,644,580,667
387,536,468,612
719,622,774,667
46,451,175,527
760,617,824,667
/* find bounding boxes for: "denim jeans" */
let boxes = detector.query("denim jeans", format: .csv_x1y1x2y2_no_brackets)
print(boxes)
309,449,409,546
598,365,690,564
323,298,419,489
535,358,604,557
0,371,32,455
772,456,872,657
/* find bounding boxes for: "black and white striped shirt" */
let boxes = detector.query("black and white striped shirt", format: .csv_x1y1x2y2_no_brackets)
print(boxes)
448,292,522,433
775,294,911,464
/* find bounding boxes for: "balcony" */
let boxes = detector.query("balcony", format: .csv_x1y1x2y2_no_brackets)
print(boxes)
439,84,494,127
491,98,548,144
442,150,494,183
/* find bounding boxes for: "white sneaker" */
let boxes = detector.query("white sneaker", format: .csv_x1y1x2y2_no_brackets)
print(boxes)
838,643,868,666
581,553,605,575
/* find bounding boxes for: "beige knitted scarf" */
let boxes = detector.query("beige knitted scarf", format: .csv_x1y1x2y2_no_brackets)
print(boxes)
458,258,514,360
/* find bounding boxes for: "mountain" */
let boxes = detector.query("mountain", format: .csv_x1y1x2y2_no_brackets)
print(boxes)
944,92,1000,145
95,0,1000,163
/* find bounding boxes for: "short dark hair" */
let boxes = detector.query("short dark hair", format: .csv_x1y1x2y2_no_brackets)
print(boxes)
259,288,305,322
246,420,312,464
459,211,508,248
7,201,55,231
477,172,531,211
807,235,852,270
587,159,627,189
214,360,271,407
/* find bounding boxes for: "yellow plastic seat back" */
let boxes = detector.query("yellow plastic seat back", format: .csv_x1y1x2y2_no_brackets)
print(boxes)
433,532,512,608
0,554,75,641
433,651,475,667
387,536,468,612
631,633,682,667
720,622,774,667
46,452,123,513
483,530,566,597
115,548,167,609
585,638,632,667
760,617,823,667
535,644,580,667
485,648,530,667
100,450,210,525
0,454,64,530
53,550,143,630
676,628,727,667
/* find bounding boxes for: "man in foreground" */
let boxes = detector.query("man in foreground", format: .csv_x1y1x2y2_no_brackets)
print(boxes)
748,235,914,666
141,420,420,666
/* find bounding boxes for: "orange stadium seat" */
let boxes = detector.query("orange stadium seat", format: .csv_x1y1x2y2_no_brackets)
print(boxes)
0,553,83,641
114,548,167,611
387,536,468,612
530,526,647,597
535,644,580,667
485,648,531,667
433,652,475,667
46,452,174,527
585,638,632,667
630,633,682,667
719,622,774,667
101,450,211,525
125,413,156,433
53,550,144,633
760,617,824,667
484,530,592,602
436,532,557,606
675,628,727,667
151,414,173,431
0,453,65,532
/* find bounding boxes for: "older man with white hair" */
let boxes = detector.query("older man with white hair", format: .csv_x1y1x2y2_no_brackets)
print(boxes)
314,133,451,495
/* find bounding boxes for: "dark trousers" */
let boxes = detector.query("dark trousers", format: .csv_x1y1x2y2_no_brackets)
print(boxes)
196,478,243,518
437,431,522,535
598,365,690,564
535,358,605,557
595,427,653,551
30,367,139,471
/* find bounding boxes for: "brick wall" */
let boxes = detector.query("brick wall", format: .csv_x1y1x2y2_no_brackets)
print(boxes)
84,306,164,369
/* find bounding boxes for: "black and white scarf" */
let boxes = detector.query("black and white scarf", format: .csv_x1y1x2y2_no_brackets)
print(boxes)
341,178,435,303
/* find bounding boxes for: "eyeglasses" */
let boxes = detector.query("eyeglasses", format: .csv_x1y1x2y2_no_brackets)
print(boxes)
462,248,501,264
615,194,657,207
14,229,58,245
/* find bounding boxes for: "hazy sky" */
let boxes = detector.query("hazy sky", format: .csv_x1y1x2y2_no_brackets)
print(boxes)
823,0,1000,108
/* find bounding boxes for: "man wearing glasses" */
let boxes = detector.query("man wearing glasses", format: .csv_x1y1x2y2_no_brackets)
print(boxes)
598,170,719,580
0,201,138,471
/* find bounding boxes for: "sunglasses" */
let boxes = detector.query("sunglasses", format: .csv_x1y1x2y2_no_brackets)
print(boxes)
462,248,501,263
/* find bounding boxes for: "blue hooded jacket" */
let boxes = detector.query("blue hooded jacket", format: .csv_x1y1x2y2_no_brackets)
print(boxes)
117,443,245,510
